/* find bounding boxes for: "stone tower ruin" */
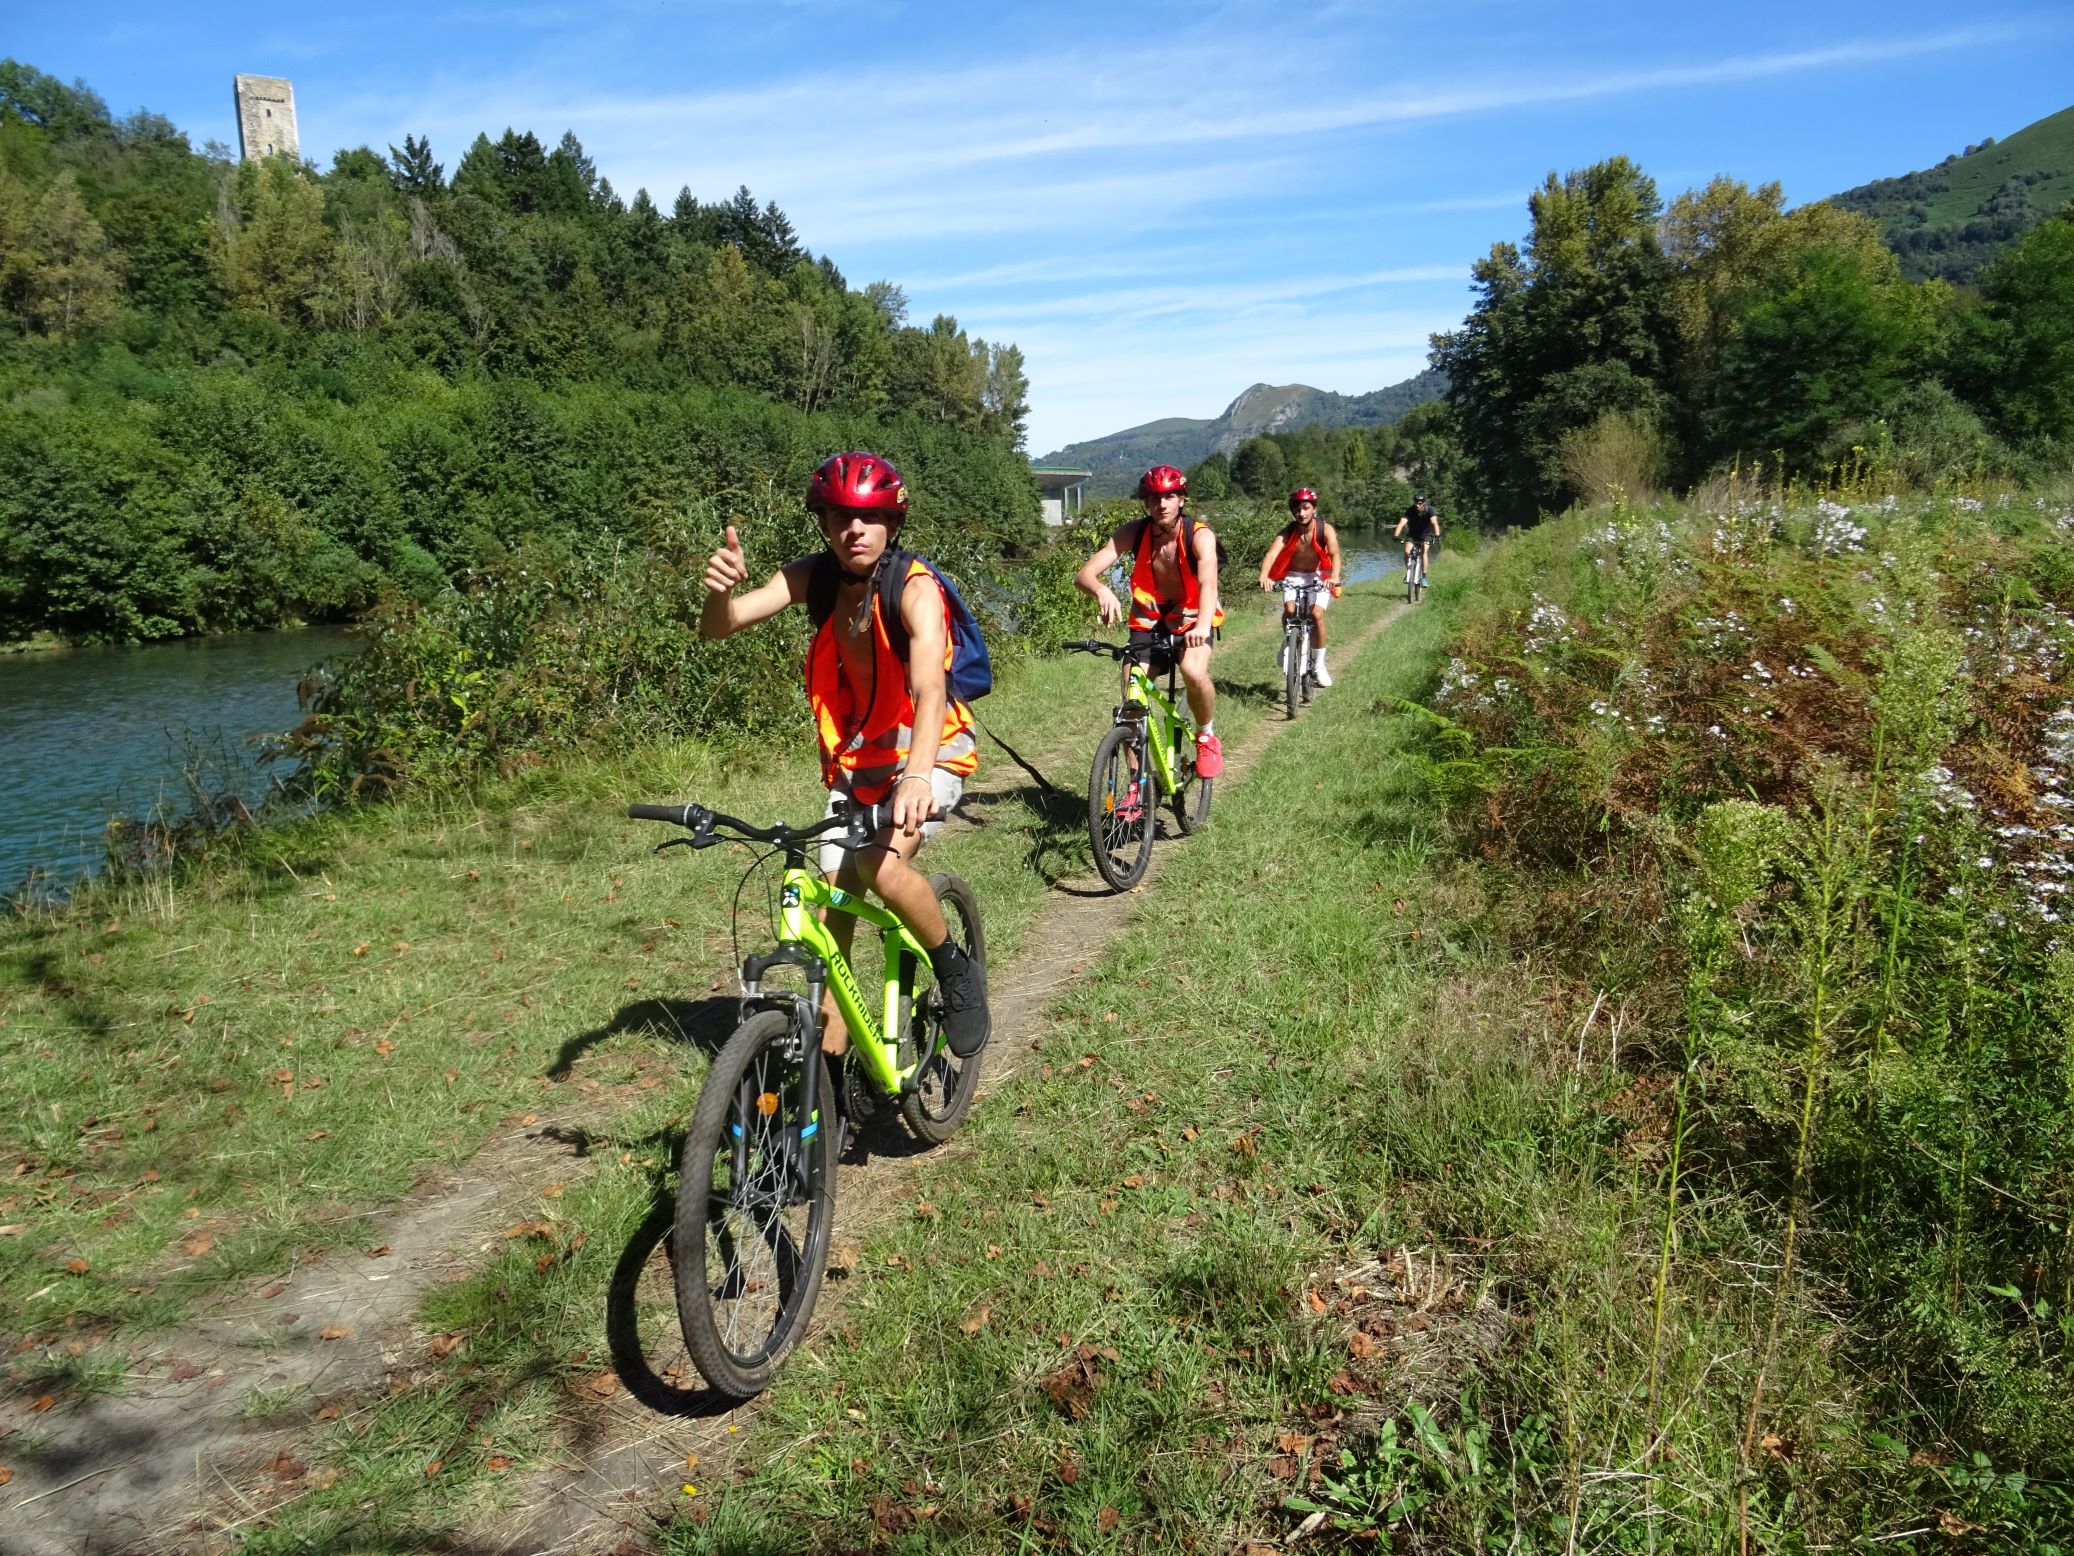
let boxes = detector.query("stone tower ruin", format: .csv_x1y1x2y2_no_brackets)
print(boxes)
233,75,299,161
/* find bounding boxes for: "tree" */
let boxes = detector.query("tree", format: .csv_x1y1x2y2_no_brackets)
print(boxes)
214,157,335,326
982,341,1030,448
1948,208,2074,450
1708,244,1936,471
1432,157,1679,520
388,134,444,197
1230,436,1286,499
20,171,121,338
1188,451,1231,500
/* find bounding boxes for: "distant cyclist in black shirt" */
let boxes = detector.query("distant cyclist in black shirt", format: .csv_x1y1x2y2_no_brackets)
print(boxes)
1393,493,1441,579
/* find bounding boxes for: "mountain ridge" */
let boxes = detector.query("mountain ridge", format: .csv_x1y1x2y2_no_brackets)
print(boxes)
1038,369,1447,496
1827,101,2074,285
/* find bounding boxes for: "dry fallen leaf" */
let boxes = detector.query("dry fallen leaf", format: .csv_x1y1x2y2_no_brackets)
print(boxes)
272,1451,307,1481
485,1454,513,1472
424,1459,443,1477
1098,1507,1121,1532
168,1360,202,1382
374,1039,394,1057
0,1466,11,1486
430,1332,465,1359
319,1324,354,1341
958,1301,991,1336
183,1234,213,1258
542,1182,565,1198
312,1403,341,1422
30,1395,55,1414
365,1244,390,1260
63,1257,89,1275
586,1372,620,1398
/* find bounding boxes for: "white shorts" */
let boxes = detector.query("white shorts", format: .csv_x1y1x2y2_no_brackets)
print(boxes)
820,768,965,874
1281,573,1332,609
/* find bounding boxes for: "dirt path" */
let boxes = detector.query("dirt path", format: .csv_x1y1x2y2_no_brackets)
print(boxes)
2,598,1406,1555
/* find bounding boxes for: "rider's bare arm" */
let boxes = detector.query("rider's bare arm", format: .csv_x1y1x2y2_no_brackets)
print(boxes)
1323,523,1343,586
1258,535,1284,591
1189,525,1220,647
893,572,950,834
1074,530,1129,627
701,527,810,639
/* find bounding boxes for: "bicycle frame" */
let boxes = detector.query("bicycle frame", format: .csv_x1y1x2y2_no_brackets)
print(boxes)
744,861,935,1101
1120,660,1188,798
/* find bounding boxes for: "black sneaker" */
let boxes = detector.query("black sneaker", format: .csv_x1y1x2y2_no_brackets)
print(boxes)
933,946,991,1058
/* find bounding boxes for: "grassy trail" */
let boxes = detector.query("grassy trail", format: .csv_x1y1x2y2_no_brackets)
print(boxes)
650,569,1479,1554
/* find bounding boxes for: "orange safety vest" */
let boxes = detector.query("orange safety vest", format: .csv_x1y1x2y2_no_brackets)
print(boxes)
806,558,978,803
1127,517,1226,633
1267,520,1334,582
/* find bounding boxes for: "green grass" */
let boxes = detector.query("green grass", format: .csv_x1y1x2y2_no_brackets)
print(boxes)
0,588,1315,1341
2,576,1411,1548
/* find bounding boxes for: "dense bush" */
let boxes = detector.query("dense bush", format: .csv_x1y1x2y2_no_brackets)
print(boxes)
1419,488,2074,1532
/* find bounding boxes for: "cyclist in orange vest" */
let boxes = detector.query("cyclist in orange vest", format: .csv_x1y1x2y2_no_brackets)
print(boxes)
1257,488,1342,686
700,451,989,1057
1073,464,1225,777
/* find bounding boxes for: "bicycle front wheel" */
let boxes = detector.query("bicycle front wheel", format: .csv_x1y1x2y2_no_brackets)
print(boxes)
674,1010,837,1398
1088,722,1154,890
898,872,986,1145
1283,623,1301,721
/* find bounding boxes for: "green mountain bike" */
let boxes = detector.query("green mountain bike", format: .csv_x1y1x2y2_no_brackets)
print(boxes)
1064,632,1212,891
628,798,984,1397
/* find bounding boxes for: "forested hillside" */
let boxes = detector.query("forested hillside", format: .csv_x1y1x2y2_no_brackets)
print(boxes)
1830,103,2074,285
1430,158,2074,525
0,60,1039,645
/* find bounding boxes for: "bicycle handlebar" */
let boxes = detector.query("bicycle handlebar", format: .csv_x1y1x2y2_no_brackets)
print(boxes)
627,797,894,850
1061,633,1187,662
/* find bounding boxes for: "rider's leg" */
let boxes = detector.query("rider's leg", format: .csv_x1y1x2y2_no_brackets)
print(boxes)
817,824,931,1056
1179,642,1215,730
1310,601,1328,648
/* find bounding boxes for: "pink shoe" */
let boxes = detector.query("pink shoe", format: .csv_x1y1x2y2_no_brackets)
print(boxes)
1195,733,1224,779
1114,791,1144,825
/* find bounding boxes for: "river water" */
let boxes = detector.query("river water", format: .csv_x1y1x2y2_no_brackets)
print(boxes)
0,626,357,891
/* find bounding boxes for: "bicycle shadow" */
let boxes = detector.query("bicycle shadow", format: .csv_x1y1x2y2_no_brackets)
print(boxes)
604,1192,738,1417
546,995,737,1080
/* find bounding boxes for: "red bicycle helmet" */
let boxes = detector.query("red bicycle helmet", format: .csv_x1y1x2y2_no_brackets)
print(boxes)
1136,465,1187,499
807,451,908,515
1288,487,1318,512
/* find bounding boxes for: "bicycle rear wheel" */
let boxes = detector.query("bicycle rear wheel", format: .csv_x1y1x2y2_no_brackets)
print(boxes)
898,872,987,1145
674,1009,837,1398
1088,722,1154,890
1171,724,1213,836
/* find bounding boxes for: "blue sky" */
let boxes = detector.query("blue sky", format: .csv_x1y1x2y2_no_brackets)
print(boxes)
20,2,2074,456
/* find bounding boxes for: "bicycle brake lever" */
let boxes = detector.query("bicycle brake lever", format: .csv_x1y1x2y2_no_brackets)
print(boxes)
652,837,698,855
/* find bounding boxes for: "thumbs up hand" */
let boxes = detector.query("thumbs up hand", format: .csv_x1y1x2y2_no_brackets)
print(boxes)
704,525,748,596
